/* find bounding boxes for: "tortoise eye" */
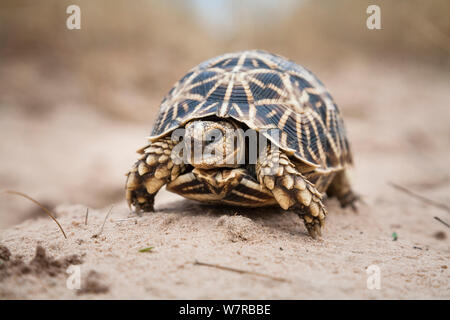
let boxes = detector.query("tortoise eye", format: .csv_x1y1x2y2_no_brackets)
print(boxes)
205,135,215,145
205,129,223,146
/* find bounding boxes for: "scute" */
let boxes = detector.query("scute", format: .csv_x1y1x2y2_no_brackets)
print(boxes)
150,50,352,169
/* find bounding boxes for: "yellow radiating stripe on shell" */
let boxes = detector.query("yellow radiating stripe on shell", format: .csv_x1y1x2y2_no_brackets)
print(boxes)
306,112,326,166
230,190,267,202
278,109,292,131
296,112,306,159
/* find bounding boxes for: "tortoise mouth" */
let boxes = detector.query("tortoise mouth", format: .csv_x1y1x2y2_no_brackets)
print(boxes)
186,139,241,169
188,155,242,169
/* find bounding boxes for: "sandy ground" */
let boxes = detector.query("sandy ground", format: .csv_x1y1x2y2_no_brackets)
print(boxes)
0,60,449,299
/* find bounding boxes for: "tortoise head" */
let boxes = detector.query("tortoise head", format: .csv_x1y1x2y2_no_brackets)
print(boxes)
183,120,244,169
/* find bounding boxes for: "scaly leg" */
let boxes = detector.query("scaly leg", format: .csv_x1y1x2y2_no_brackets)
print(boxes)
326,170,359,212
256,146,327,238
125,136,185,212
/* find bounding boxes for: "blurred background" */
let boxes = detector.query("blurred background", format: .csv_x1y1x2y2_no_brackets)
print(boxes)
1,0,449,228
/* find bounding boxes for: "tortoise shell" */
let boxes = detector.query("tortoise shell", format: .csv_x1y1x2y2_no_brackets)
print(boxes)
150,50,352,170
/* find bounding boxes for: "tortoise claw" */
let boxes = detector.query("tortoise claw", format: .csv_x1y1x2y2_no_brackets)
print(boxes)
306,222,322,239
339,191,361,213
307,227,317,239
315,224,322,237
304,215,323,239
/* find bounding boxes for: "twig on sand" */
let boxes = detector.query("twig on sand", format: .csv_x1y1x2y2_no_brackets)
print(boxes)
434,217,450,229
92,205,114,238
388,182,450,213
194,260,290,283
1,190,67,239
85,208,89,225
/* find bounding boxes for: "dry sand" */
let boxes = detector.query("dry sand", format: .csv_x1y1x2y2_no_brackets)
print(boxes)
0,61,449,299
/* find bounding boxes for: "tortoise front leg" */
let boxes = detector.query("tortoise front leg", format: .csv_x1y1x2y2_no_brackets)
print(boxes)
256,146,327,238
125,136,184,212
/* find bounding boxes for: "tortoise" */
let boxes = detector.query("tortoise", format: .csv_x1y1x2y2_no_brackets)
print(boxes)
125,50,358,238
